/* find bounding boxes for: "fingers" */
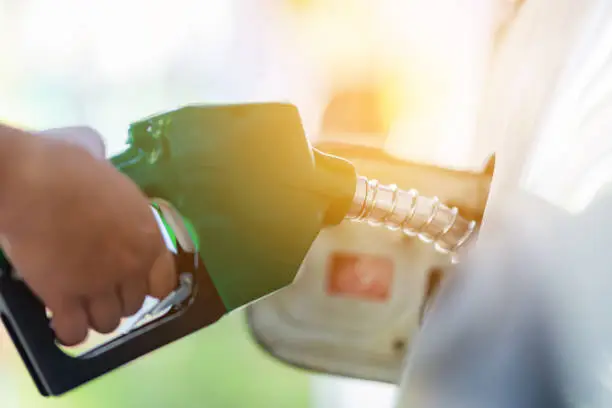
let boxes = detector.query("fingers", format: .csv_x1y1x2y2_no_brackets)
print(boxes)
148,249,177,300
86,292,122,334
50,299,89,347
80,251,174,338
49,248,175,345
117,279,147,317
99,248,175,322
81,250,174,338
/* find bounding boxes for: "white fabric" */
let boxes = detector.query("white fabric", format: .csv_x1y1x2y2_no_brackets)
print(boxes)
472,0,612,213
397,0,612,406
37,126,106,159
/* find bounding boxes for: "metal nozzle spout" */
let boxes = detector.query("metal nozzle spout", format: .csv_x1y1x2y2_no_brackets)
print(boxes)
346,176,477,260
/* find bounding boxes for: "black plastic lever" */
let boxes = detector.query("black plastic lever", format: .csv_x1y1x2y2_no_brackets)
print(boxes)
0,244,227,397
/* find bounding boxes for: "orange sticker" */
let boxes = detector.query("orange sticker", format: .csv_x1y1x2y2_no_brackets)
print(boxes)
326,252,394,302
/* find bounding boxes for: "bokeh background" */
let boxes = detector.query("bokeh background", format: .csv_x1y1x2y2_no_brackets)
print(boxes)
0,0,511,407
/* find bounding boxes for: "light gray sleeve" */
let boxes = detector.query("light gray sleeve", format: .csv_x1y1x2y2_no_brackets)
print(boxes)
395,191,574,408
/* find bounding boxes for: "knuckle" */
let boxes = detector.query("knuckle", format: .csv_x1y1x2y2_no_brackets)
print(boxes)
120,285,146,316
51,304,88,346
87,294,122,334
124,298,144,316
114,246,150,278
55,328,83,347
120,251,143,275
92,312,120,334
120,230,164,272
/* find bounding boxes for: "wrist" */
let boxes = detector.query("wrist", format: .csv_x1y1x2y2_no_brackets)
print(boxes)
0,124,40,229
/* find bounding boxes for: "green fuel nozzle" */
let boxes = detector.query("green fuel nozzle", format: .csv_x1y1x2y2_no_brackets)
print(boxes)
0,103,477,397
112,103,360,311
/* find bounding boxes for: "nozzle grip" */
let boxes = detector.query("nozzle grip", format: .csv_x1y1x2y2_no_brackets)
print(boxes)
0,245,226,397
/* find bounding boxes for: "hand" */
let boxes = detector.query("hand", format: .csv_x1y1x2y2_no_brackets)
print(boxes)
0,126,177,346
